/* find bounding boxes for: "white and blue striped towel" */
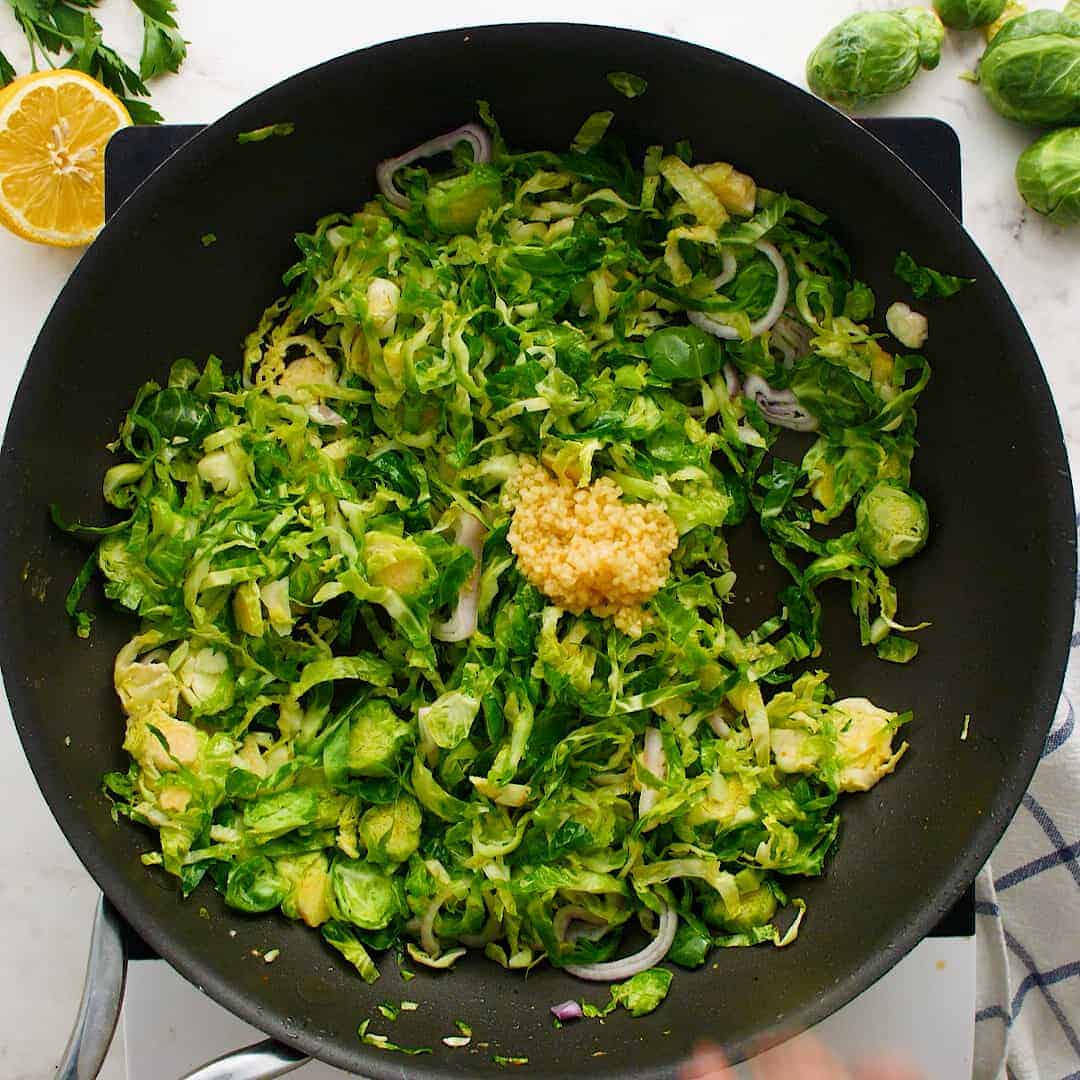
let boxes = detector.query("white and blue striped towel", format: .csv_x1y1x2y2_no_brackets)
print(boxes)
974,521,1080,1080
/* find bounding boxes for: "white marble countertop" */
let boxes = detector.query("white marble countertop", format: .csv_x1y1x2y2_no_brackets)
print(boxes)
1,2,1076,1077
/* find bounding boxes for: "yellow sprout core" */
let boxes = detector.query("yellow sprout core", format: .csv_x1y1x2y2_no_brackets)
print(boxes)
506,461,679,634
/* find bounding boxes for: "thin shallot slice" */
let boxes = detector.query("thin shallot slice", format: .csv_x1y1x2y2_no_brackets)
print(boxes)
742,373,819,432
564,905,677,983
689,240,790,341
376,123,493,209
432,513,486,642
550,1000,584,1022
637,727,667,818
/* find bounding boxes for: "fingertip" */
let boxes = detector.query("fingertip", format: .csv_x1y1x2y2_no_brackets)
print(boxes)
681,1041,734,1079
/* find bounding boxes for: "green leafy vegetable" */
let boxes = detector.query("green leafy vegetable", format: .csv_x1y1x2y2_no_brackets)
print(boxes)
934,0,1005,29
237,123,296,144
1016,127,1080,226
806,10,945,109
644,325,722,381
977,10,1080,125
64,106,924,1003
358,1019,431,1055
855,481,930,567
893,251,973,299
571,111,614,153
582,968,674,1018
1,0,182,120
131,0,186,80
607,71,648,98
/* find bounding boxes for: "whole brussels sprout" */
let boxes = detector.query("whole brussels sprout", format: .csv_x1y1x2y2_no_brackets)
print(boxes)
934,0,1006,29
855,482,930,567
807,9,945,109
977,11,1080,125
1016,127,1080,225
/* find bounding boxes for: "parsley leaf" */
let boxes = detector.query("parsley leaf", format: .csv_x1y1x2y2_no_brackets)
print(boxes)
131,0,185,79
1,0,183,122
894,251,974,299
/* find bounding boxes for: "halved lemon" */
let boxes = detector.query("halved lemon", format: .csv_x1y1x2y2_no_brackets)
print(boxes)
0,70,131,247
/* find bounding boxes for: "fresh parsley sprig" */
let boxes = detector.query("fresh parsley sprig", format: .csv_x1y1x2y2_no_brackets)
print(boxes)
0,0,187,123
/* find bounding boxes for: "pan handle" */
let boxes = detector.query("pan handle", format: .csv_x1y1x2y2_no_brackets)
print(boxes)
61,895,310,1080
58,894,128,1080
179,1039,309,1079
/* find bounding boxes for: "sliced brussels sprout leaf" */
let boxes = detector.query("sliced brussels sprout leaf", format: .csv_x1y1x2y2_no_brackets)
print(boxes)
893,251,974,299
424,165,503,235
322,920,381,983
225,856,290,913
136,387,213,442
571,110,614,153
643,325,723,381
606,71,648,99
582,968,674,1018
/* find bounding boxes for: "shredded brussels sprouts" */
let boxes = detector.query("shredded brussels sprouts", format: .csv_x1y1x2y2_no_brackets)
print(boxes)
67,107,934,1005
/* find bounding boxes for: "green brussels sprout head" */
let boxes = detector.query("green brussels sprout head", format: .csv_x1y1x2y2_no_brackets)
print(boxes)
807,9,945,110
1016,127,1080,226
855,481,930,567
934,0,1006,30
977,11,1080,125
359,796,422,864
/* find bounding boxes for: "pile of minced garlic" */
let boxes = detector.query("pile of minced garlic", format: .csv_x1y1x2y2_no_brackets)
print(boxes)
505,460,679,635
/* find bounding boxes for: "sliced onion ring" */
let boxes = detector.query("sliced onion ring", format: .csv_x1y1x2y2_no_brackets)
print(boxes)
712,249,737,289
708,710,732,738
306,403,347,428
554,905,608,944
742,373,820,432
770,311,813,368
723,363,742,399
638,727,666,818
689,240,790,342
432,513,486,642
565,904,677,982
376,123,493,209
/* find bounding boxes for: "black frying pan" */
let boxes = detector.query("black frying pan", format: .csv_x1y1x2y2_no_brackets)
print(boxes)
1,24,1074,1079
